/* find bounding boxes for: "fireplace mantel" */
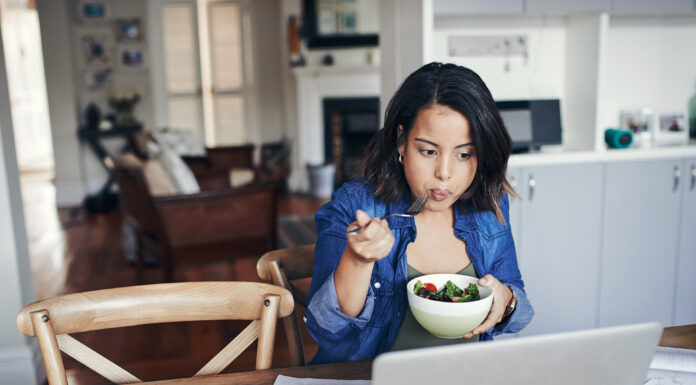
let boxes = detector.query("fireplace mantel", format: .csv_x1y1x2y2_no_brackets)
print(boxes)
289,65,380,192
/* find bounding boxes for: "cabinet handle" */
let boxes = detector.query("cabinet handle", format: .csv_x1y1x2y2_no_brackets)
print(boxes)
673,166,681,192
528,174,535,201
691,165,695,191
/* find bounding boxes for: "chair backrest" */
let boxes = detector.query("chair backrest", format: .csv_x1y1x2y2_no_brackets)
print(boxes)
17,282,293,385
256,245,315,366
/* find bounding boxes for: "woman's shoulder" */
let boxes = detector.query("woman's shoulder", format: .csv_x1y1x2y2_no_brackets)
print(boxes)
459,193,512,239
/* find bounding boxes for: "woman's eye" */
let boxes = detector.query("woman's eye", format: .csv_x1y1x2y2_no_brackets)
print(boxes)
457,152,472,160
419,149,437,156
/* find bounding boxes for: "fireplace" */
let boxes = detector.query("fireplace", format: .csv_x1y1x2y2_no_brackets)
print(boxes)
290,65,380,192
323,97,380,186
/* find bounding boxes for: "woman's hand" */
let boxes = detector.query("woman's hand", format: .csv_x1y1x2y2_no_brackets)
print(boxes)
345,209,395,264
463,274,513,338
334,210,395,317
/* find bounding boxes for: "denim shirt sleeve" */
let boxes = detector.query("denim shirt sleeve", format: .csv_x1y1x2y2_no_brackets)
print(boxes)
477,194,534,340
305,184,377,348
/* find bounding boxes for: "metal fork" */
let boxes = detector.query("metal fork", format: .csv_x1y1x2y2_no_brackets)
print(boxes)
346,194,429,235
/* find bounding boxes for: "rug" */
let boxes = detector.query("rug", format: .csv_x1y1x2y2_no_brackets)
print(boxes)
277,215,317,248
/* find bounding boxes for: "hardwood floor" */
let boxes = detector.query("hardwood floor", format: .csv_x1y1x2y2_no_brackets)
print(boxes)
20,172,327,384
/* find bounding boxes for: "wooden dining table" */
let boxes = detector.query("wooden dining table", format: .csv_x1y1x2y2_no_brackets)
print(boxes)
134,324,695,385
132,360,371,385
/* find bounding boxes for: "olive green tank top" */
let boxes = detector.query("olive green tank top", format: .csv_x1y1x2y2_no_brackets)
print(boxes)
390,263,480,351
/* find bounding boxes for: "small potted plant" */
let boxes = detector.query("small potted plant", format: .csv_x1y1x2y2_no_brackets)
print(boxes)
108,89,141,127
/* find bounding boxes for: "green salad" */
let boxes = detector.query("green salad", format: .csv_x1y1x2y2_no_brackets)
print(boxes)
413,280,480,302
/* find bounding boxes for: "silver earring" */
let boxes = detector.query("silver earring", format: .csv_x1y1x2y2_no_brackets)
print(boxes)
398,154,404,164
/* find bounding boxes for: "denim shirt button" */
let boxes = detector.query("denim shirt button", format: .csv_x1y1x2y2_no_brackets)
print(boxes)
303,316,307,323
373,281,381,289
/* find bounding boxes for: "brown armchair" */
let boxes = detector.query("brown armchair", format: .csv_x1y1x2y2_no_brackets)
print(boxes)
114,164,278,282
181,144,255,190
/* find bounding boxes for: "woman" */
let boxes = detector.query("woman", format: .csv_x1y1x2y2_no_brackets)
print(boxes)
305,62,534,364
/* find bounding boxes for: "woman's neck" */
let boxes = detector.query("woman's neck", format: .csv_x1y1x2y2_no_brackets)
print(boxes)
415,206,454,228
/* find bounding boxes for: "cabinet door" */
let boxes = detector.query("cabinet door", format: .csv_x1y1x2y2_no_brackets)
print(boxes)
507,165,523,258
675,158,696,325
518,163,604,336
526,0,611,13
433,0,524,15
611,0,694,14
600,159,682,327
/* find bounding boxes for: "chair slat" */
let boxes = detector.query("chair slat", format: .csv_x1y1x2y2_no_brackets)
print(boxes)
256,295,281,370
57,334,141,384
194,320,260,377
30,311,68,385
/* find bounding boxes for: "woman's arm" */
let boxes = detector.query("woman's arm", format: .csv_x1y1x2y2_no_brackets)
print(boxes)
334,210,394,317
306,185,395,352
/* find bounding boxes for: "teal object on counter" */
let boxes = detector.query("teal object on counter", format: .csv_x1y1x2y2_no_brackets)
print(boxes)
605,129,633,149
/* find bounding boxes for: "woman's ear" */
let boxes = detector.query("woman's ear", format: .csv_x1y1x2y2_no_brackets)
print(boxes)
397,124,405,156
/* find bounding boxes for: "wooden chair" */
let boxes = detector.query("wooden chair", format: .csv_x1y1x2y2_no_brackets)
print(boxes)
256,245,315,366
16,282,293,384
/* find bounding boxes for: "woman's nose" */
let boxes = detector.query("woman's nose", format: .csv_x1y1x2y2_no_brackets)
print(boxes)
435,157,452,180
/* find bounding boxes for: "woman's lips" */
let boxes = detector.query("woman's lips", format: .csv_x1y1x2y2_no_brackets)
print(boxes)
428,189,450,201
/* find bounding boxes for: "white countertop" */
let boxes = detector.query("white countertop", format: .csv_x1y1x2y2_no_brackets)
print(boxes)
509,145,696,167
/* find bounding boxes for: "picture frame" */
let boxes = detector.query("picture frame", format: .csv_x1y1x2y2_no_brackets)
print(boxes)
116,44,147,72
655,112,689,146
76,0,111,25
304,0,378,48
114,18,143,42
83,69,112,89
79,32,114,69
619,108,654,148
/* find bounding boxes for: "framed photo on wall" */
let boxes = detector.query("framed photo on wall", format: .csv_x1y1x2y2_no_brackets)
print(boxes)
116,45,147,72
78,32,114,69
76,0,112,24
114,18,143,42
83,69,112,89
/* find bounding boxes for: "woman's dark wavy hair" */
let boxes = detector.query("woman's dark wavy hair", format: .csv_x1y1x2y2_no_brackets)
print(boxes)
362,62,516,224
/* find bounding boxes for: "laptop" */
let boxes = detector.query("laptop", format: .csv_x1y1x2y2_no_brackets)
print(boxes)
373,322,662,385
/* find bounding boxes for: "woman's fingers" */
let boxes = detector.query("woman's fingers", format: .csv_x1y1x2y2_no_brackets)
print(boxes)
347,212,394,262
463,274,511,337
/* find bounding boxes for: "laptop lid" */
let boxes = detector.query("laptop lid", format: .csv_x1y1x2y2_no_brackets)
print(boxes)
372,322,662,385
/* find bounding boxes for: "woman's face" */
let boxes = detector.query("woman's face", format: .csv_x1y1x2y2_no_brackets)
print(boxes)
398,104,478,213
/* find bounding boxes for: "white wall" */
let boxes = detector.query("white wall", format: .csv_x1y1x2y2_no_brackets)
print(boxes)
0,11,43,381
598,16,696,132
37,0,83,206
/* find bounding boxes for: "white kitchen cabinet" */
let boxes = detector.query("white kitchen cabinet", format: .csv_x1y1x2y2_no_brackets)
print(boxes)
599,158,683,328
526,0,611,13
675,158,696,325
516,163,604,336
611,0,694,14
433,0,524,15
507,165,523,257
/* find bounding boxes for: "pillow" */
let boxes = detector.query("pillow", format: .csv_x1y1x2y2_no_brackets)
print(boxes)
119,153,178,196
157,141,201,194
229,168,255,187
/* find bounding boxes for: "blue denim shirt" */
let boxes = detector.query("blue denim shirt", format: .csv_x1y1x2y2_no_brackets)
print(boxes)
305,179,534,364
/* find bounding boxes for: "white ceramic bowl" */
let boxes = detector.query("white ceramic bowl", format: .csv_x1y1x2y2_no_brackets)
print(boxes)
406,274,494,339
